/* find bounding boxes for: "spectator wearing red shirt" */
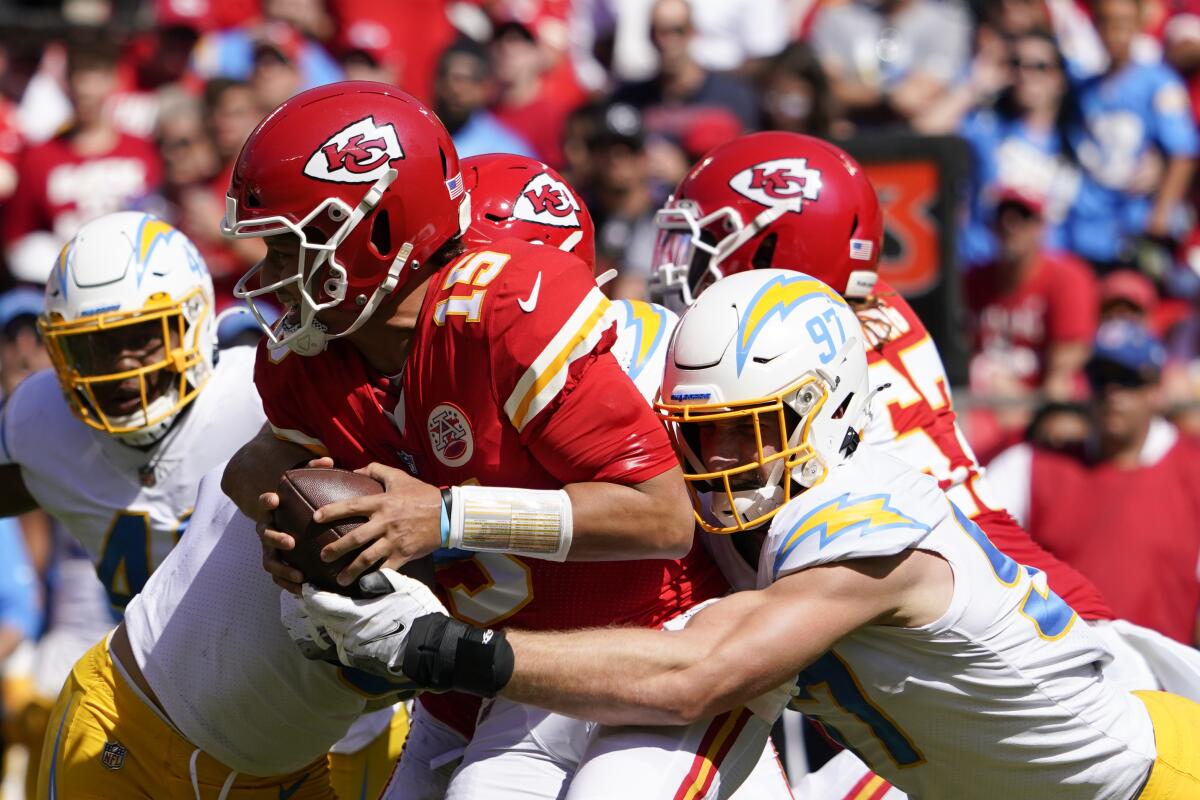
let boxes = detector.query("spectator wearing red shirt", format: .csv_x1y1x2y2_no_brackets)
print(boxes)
2,41,162,284
491,20,581,170
988,320,1200,644
965,187,1099,459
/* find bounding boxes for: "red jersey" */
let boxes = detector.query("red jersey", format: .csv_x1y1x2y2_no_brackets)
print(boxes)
963,251,1099,390
1027,425,1200,643
2,131,162,247
256,238,728,728
859,279,1113,620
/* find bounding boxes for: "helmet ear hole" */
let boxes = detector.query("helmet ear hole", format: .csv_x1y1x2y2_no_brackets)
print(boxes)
369,210,392,257
751,233,777,270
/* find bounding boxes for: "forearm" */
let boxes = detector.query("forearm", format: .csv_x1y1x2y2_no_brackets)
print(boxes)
502,627,714,725
561,469,694,560
1150,156,1196,230
1042,342,1090,400
889,72,949,121
0,623,25,663
222,424,311,522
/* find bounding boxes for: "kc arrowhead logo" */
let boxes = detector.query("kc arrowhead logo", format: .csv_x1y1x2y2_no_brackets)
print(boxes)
513,173,581,227
729,158,823,211
304,117,404,184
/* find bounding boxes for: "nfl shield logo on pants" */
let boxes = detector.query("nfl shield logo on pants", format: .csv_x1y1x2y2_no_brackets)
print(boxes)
100,741,127,771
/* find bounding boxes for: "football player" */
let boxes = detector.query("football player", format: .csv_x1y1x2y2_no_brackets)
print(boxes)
298,269,1200,800
220,82,788,798
4,212,400,800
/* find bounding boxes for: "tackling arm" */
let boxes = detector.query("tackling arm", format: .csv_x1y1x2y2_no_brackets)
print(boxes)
498,551,944,725
222,422,315,524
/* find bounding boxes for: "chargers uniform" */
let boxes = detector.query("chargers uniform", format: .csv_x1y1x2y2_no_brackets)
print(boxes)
256,239,756,798
0,346,264,611
40,470,409,799
765,445,1169,800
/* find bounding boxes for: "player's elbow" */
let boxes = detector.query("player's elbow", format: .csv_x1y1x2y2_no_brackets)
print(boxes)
646,479,697,560
660,679,728,725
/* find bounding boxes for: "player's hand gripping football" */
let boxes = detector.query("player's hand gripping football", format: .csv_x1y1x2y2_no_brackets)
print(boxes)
310,462,443,588
288,567,448,682
257,456,336,593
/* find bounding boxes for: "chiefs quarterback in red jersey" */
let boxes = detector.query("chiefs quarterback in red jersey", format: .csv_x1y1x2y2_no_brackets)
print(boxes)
220,85,787,799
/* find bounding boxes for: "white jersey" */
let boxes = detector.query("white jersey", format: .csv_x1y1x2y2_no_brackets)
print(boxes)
0,346,264,610
124,470,403,776
760,445,1157,800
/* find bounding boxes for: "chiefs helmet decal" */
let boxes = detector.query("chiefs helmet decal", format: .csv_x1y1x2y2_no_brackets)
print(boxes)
513,173,582,228
303,116,405,184
729,158,823,210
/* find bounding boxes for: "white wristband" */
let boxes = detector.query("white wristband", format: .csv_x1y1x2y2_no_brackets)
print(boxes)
448,485,574,561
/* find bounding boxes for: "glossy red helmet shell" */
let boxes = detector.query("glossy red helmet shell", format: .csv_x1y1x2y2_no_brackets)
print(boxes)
461,153,595,271
654,132,883,304
224,81,466,354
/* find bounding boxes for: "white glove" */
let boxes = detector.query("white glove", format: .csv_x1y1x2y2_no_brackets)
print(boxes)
299,568,448,681
280,588,337,662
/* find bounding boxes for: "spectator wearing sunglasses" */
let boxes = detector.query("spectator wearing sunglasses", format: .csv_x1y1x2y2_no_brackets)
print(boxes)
987,319,1200,645
964,185,1099,461
957,30,1082,267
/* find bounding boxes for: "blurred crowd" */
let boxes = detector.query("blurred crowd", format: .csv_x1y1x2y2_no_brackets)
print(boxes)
0,0,1198,649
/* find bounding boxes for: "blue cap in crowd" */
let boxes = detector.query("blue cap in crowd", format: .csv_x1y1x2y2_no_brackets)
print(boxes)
1086,319,1166,388
0,287,44,333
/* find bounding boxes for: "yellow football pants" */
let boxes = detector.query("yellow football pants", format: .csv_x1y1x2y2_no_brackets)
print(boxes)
1136,690,1200,799
327,705,409,800
37,640,337,800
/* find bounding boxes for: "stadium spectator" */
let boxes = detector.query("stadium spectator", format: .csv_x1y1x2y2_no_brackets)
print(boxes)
190,0,343,90
433,38,535,159
337,29,398,84
612,0,759,136
2,40,162,284
809,0,971,130
1100,268,1160,325
491,20,580,169
955,30,1081,266
1066,0,1199,270
588,104,661,299
759,41,842,138
249,24,305,114
987,320,1200,645
964,187,1099,460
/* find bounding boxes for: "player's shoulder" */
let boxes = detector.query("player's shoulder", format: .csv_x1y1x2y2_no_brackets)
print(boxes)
200,345,263,409
762,446,946,582
2,369,70,429
858,277,929,351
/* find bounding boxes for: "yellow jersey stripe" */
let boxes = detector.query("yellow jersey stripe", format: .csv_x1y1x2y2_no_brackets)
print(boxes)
504,287,612,432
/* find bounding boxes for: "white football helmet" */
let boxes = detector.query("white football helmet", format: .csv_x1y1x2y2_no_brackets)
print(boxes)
656,269,871,533
41,212,216,448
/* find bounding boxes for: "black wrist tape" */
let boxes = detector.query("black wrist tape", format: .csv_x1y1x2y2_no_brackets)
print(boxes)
403,613,515,697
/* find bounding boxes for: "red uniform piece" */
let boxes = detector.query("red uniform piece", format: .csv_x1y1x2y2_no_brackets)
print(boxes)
256,237,727,733
1026,427,1200,643
862,278,1114,621
963,251,1099,390
2,132,162,247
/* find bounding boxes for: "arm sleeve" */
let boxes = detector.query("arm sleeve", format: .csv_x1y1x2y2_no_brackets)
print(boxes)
1151,70,1200,156
252,342,329,455
489,251,679,485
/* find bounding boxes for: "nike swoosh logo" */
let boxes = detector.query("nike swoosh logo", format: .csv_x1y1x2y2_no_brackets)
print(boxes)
279,772,309,800
518,272,542,313
362,620,406,646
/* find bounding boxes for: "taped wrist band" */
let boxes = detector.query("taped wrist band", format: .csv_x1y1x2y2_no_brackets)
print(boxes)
447,485,573,561
439,488,453,548
402,613,514,697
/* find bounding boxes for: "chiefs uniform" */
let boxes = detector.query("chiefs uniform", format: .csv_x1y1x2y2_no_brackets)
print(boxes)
257,239,728,744
858,278,1114,622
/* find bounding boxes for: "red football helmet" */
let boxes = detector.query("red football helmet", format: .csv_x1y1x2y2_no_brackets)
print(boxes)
653,132,883,307
223,81,467,356
461,153,595,271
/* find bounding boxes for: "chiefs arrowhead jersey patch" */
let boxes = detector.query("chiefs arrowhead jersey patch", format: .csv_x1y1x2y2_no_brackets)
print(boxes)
729,158,822,211
513,173,582,228
304,116,405,184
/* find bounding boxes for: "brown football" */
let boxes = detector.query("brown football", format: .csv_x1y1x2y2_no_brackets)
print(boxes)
274,468,436,598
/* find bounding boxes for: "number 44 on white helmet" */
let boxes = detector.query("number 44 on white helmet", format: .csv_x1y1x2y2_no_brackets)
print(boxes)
41,211,216,448
656,269,872,533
